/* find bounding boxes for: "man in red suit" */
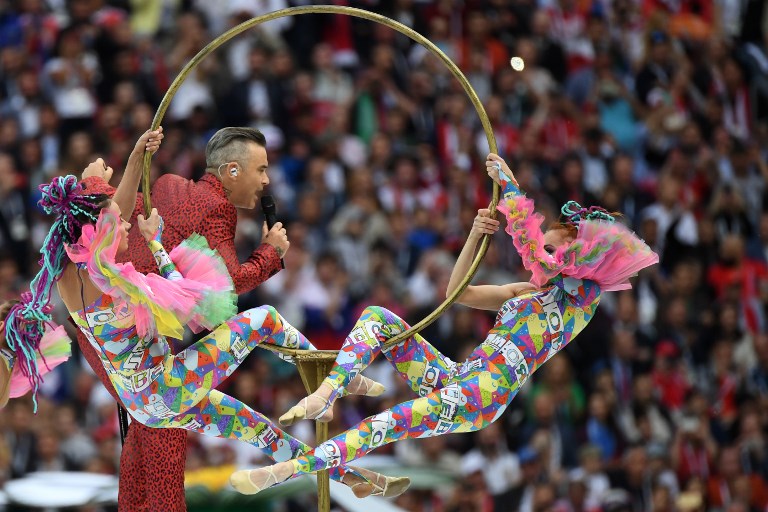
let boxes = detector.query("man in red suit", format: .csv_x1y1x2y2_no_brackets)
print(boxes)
80,127,288,512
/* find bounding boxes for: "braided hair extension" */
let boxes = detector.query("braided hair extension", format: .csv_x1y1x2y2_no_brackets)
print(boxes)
4,175,109,410
0,301,19,324
560,200,617,225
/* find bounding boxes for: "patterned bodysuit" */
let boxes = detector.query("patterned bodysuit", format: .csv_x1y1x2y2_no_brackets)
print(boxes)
70,293,361,482
77,174,281,512
235,164,658,489
288,276,599,474
279,175,609,476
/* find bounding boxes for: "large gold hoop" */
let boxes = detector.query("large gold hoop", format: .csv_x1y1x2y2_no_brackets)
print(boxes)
142,5,499,349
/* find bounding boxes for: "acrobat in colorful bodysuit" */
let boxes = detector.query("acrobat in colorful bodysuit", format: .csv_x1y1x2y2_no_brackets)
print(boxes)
231,167,659,491
66,209,384,487
289,276,599,471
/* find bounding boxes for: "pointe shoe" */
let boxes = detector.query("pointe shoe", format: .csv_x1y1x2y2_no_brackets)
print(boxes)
347,466,411,498
279,395,332,426
347,375,386,397
230,466,285,495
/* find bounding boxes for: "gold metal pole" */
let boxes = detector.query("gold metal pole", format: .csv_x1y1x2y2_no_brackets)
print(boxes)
271,349,338,512
141,5,499,352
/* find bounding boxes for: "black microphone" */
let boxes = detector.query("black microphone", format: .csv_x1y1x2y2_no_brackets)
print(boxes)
261,195,285,269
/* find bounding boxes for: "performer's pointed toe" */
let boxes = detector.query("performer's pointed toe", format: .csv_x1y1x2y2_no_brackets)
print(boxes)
230,466,285,495
346,466,411,498
279,395,333,426
349,375,386,397
230,470,258,494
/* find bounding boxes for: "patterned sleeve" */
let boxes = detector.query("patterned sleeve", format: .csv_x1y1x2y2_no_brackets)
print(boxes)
553,275,601,308
146,219,183,281
149,239,183,280
496,173,658,292
202,205,282,295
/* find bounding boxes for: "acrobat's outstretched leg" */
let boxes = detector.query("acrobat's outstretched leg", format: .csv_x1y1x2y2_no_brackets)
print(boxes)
232,355,517,495
120,306,398,496
279,306,457,426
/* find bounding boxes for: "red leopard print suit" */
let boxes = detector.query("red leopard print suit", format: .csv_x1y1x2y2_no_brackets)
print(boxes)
79,173,281,512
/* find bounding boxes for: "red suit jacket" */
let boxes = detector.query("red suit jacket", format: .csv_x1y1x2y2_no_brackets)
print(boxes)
78,173,281,512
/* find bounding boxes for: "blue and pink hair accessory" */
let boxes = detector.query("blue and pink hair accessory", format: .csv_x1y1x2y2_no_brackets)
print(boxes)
561,200,615,225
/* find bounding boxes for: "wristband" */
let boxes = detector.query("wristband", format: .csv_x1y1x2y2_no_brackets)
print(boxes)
0,348,15,373
495,162,521,196
147,218,182,281
151,217,164,245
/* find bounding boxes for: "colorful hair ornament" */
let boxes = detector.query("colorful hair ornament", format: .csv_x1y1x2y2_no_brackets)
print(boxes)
561,201,615,225
39,175,101,244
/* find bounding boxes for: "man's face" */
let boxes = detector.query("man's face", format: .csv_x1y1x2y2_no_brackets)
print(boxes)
226,143,270,209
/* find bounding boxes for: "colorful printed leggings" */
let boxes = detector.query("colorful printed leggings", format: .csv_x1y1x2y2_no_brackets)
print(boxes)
121,305,354,482
289,306,516,475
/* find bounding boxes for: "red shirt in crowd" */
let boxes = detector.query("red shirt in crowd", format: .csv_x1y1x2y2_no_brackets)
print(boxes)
708,474,768,509
707,259,768,333
676,441,713,483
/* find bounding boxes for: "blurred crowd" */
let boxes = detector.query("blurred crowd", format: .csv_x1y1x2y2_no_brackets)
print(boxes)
1,0,768,511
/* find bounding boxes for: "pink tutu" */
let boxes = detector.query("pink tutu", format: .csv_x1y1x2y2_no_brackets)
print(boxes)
168,233,238,333
66,210,236,339
9,325,71,398
497,193,658,291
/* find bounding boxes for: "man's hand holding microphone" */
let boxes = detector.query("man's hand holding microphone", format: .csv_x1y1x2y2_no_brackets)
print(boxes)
261,195,288,267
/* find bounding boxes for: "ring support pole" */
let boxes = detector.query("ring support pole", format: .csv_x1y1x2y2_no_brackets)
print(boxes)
262,348,339,511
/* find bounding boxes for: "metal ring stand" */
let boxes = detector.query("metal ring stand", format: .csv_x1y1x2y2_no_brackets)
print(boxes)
140,6,500,510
